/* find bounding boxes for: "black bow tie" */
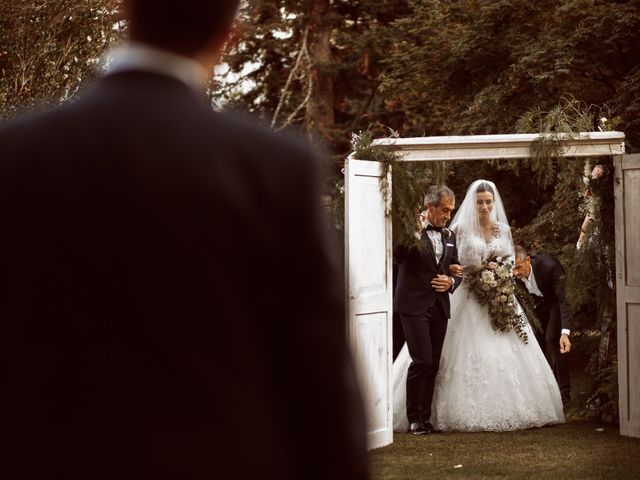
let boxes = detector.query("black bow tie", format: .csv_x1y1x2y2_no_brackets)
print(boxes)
425,224,443,233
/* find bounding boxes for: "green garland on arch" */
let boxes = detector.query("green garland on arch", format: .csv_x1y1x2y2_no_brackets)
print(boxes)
350,129,446,250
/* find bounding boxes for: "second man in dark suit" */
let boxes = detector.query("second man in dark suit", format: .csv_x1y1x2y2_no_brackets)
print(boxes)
514,246,573,406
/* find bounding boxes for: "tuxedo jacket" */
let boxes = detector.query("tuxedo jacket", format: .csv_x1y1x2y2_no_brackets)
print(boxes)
393,230,461,318
0,71,368,480
526,254,573,332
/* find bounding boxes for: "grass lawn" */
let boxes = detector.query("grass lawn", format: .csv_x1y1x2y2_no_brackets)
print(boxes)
373,329,636,478
370,421,640,479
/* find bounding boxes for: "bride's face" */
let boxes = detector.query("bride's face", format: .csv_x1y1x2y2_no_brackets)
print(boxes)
476,191,494,218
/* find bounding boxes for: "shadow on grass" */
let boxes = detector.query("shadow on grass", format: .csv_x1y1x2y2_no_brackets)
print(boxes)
370,421,640,479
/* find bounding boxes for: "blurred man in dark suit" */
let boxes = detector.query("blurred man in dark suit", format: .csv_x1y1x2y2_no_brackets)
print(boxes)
0,1,368,478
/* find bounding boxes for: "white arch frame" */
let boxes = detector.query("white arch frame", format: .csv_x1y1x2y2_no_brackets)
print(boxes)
345,131,638,449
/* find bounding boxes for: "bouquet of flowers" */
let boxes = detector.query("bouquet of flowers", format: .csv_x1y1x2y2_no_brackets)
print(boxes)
464,253,531,343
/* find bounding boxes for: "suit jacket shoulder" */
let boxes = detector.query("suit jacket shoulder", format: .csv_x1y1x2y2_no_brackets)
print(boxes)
531,254,572,330
0,72,368,479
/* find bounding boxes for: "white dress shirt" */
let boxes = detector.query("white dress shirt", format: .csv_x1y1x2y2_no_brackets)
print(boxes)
523,267,570,335
425,221,444,264
522,267,543,297
424,221,456,292
105,43,209,90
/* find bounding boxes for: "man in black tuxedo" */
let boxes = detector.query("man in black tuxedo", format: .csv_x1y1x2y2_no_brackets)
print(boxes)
0,2,368,479
514,246,572,406
394,186,461,435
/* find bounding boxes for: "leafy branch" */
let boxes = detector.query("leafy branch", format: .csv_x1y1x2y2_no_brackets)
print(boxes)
350,129,440,249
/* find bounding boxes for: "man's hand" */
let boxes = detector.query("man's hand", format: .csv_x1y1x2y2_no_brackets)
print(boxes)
432,274,453,293
449,264,464,276
560,334,571,354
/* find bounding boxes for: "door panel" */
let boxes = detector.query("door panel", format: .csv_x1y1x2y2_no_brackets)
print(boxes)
615,153,640,438
344,157,393,449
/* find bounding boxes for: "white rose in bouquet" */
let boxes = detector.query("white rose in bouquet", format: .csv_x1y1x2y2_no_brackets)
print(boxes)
480,270,495,284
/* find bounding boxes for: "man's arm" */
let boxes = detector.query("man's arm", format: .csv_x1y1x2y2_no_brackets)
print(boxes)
548,257,573,353
393,244,409,266
549,258,573,333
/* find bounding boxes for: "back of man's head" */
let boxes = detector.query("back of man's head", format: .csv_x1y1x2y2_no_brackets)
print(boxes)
514,245,528,260
125,0,241,56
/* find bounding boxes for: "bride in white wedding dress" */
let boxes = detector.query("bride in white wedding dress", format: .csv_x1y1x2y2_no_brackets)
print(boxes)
393,180,565,432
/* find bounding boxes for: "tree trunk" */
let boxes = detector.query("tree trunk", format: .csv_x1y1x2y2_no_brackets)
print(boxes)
305,0,334,143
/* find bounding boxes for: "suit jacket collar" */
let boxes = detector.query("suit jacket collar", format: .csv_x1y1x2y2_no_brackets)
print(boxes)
421,228,447,269
530,255,541,278
529,255,546,292
94,69,211,110
441,231,449,264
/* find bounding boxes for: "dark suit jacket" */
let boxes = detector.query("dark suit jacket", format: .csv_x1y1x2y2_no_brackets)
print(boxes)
393,230,461,317
528,254,573,332
0,71,368,480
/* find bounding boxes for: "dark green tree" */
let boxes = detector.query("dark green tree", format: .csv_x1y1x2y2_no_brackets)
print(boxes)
381,0,640,148
213,0,411,158
0,0,123,119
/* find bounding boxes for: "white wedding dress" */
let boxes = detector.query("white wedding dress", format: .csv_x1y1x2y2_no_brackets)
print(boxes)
393,222,565,432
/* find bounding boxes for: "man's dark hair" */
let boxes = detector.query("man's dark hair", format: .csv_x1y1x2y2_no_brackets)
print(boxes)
515,245,528,260
424,185,455,208
126,0,241,56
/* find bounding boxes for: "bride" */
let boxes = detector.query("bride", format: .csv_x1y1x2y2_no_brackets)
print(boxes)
393,180,565,432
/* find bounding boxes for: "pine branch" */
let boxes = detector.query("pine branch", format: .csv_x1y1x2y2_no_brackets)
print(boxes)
271,26,309,129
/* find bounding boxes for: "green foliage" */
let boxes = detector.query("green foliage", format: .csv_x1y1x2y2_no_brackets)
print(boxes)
581,361,619,423
389,162,433,249
572,331,619,424
213,1,308,119
0,1,123,119
380,0,640,149
351,129,399,164
512,97,618,421
515,96,620,187
350,129,440,249
214,0,411,156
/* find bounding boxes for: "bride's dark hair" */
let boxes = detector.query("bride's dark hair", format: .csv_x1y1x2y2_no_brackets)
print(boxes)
476,181,495,196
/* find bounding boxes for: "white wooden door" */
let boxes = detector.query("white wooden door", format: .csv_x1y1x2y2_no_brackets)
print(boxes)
344,157,393,449
615,153,640,438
